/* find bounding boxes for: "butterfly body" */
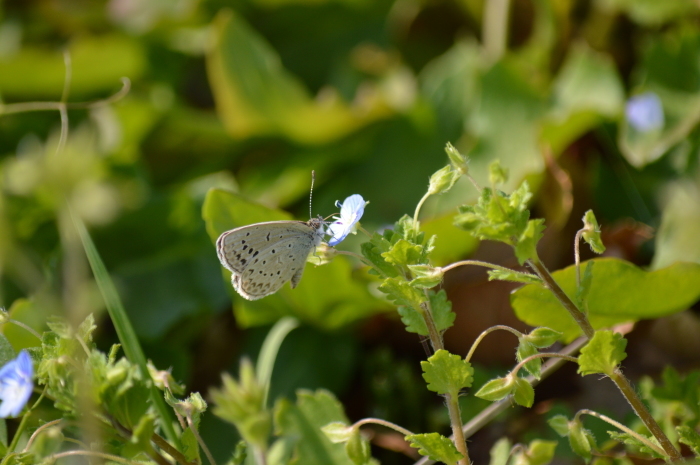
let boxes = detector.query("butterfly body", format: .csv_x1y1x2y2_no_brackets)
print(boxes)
216,217,325,300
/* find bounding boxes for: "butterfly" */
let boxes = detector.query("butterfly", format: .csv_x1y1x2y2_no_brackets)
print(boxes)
216,217,325,300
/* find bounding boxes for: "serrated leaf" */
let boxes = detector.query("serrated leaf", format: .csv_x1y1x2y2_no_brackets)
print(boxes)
607,431,663,458
677,425,700,456
515,219,545,265
578,330,627,376
428,165,461,195
378,277,427,311
361,238,399,278
488,269,541,284
513,377,535,407
397,306,428,336
406,433,464,465
516,339,542,379
421,349,473,395
512,258,700,342
475,376,515,402
429,289,456,333
548,415,570,437
382,239,424,267
525,328,562,348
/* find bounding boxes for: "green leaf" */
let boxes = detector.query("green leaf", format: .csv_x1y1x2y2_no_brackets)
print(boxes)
421,349,474,395
207,10,387,144
275,389,355,465
489,437,512,465
608,432,664,458
516,339,542,379
598,0,699,26
378,277,427,311
515,219,545,265
581,210,605,254
488,269,541,284
406,433,464,465
651,181,700,270
421,213,480,267
512,377,535,408
361,235,400,278
475,376,515,402
397,306,428,336
516,440,557,465
652,367,700,418
382,239,424,267
677,425,700,456
547,415,570,437
575,261,595,311
409,265,445,289
524,328,562,348
511,258,700,342
429,289,456,333
345,429,371,465
568,420,594,460
578,330,627,376
72,211,178,445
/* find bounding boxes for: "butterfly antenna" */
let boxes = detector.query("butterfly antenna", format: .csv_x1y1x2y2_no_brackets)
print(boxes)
309,170,315,219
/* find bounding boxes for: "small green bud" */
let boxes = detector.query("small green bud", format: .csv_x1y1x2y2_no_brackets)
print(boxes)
408,265,445,289
581,210,605,254
524,327,562,348
346,429,371,465
445,142,469,175
428,165,461,195
475,374,515,401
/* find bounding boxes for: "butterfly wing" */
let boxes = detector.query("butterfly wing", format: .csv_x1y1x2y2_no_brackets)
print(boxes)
217,221,324,300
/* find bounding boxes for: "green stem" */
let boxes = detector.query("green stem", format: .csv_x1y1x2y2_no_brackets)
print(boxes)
48,450,143,465
6,319,42,341
527,256,594,339
413,192,432,229
510,352,578,378
8,387,46,452
527,254,681,461
609,369,680,461
465,325,523,363
419,292,469,465
576,409,667,458
353,418,415,437
441,260,539,282
574,229,584,289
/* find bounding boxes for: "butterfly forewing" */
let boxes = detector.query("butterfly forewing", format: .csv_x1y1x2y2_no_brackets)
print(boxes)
216,219,324,300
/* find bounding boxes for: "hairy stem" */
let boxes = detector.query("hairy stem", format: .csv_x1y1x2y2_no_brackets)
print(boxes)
353,418,415,437
576,409,667,458
527,254,681,461
465,325,523,363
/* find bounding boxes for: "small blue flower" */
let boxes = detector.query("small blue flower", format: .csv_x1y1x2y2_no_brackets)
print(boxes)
626,92,664,132
0,350,34,418
327,194,367,246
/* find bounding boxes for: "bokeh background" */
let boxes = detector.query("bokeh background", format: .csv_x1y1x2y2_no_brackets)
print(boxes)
2,0,700,463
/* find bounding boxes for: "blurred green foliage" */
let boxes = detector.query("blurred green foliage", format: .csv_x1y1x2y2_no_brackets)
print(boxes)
2,0,700,463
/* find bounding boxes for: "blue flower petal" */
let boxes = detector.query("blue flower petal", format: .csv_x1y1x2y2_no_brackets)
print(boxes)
327,194,366,246
0,350,34,418
626,92,664,132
